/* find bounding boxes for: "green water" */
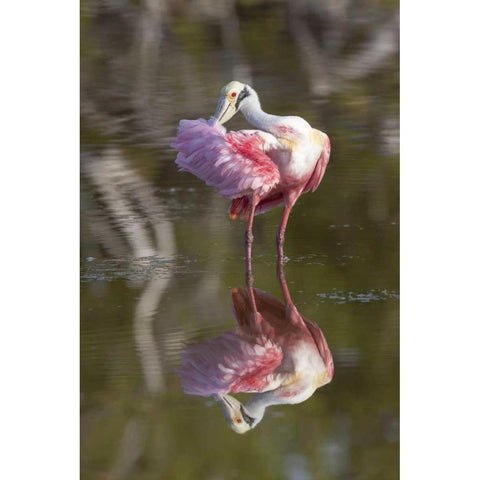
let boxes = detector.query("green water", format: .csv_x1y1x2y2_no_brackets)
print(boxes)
81,1,399,478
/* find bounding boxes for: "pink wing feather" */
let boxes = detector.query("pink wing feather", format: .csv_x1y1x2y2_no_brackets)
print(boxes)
303,134,331,194
304,318,334,382
171,118,280,199
179,331,283,397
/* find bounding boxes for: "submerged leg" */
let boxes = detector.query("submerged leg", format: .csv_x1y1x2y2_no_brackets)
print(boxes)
245,198,258,285
247,268,261,327
276,254,291,303
276,246,302,325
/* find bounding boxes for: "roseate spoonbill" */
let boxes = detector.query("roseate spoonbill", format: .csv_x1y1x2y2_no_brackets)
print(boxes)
178,260,334,433
171,81,331,262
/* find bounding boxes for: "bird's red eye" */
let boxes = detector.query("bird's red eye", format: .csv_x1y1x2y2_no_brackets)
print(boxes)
236,418,242,424
231,92,237,98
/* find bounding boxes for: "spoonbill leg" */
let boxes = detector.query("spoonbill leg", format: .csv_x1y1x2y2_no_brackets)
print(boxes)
276,190,302,261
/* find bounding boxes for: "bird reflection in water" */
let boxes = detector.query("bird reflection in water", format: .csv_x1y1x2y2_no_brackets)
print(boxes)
179,260,334,434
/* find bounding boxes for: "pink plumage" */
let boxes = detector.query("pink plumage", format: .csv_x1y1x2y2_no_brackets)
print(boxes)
179,286,283,397
171,82,331,261
302,135,331,194
178,286,334,398
304,317,335,381
179,331,283,397
171,118,280,199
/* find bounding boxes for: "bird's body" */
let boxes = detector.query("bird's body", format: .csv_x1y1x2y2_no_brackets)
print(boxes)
172,81,330,261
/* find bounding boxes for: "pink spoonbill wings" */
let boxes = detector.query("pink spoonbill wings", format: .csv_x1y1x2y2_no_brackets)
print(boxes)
171,81,331,261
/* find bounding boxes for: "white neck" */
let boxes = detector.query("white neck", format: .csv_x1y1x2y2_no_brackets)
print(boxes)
245,389,292,419
240,94,279,132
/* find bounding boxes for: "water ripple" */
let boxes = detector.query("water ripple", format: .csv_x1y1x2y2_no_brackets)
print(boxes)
315,289,399,304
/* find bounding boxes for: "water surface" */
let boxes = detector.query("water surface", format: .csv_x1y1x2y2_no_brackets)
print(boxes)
81,1,399,478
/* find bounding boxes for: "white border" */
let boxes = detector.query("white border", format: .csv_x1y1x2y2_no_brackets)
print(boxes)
2,2,79,479
3,0,480,478
401,1,480,478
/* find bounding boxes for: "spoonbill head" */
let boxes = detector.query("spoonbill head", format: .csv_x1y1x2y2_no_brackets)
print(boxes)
213,81,256,125
218,394,262,434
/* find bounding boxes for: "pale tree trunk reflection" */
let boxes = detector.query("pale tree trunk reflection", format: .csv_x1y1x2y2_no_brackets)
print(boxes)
83,146,177,478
